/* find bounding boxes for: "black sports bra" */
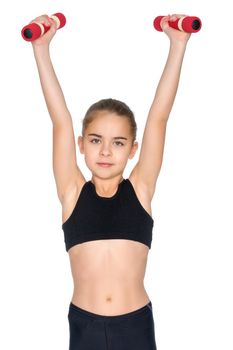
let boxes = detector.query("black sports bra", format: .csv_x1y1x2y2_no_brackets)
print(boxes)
62,178,154,252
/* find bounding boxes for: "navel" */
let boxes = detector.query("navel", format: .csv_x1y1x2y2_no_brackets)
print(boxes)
105,295,112,302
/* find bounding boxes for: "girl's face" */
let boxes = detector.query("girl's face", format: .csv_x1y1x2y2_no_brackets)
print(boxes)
78,112,138,178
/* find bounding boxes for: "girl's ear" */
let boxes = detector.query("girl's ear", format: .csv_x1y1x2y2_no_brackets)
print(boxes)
129,141,139,159
77,136,84,154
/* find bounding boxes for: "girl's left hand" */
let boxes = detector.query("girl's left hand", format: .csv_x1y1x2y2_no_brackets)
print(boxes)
160,14,191,45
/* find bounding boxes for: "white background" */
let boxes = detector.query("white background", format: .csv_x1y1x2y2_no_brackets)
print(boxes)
1,0,233,349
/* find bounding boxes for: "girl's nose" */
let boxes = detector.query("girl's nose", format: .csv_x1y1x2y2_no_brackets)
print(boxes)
100,144,112,156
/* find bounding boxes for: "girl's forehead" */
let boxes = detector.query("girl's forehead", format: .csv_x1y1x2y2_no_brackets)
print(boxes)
86,116,131,139
88,113,129,129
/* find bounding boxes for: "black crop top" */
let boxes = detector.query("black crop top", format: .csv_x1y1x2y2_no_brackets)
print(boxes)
62,178,154,252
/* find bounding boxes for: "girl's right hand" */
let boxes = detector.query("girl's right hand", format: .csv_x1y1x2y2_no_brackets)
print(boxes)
160,14,191,45
29,14,57,48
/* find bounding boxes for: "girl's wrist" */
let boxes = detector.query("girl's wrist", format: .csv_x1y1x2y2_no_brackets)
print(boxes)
169,39,188,51
32,43,50,54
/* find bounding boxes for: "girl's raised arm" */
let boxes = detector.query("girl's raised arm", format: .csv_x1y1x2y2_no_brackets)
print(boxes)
130,14,191,200
31,15,84,203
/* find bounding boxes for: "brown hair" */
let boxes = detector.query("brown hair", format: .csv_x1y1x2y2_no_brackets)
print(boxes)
81,98,137,146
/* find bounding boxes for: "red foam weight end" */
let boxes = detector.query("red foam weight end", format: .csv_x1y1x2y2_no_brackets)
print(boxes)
21,22,42,41
153,16,163,31
53,12,66,28
181,16,202,32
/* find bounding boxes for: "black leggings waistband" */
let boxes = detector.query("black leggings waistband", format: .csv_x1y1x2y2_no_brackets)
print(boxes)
69,300,153,321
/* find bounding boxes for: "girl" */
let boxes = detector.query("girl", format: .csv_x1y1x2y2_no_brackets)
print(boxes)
29,13,191,350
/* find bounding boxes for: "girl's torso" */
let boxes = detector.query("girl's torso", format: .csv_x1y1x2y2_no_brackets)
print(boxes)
62,174,153,316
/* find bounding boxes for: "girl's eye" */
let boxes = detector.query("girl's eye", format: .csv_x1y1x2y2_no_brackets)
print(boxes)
90,139,124,146
90,138,100,144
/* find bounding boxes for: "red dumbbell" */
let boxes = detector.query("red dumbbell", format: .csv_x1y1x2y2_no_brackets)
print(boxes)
21,13,66,41
154,15,202,33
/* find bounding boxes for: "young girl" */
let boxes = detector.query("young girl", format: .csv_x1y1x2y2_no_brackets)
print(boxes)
29,13,191,350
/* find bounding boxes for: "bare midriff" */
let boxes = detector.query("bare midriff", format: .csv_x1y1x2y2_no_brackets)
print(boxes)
68,238,151,316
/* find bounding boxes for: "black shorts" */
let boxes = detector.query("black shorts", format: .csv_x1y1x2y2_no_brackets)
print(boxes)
68,300,157,350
